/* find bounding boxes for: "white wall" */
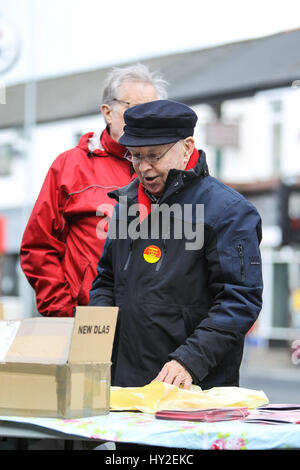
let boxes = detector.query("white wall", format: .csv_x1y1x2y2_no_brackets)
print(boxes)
283,88,300,177
205,86,300,183
221,96,271,182
191,103,216,173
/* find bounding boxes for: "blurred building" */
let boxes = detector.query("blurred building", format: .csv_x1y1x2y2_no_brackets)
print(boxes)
1,29,300,346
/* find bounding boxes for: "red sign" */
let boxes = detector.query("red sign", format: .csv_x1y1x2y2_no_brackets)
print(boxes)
0,216,6,254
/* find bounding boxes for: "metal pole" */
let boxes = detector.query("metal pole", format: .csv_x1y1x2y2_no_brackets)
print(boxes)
18,0,37,318
211,101,223,179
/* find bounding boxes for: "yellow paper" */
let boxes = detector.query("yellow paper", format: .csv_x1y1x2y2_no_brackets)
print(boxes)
110,381,269,413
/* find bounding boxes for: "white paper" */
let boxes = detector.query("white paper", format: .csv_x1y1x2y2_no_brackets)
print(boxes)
0,321,21,362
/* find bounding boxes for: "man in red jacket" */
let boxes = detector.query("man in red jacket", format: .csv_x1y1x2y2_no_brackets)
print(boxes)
20,63,168,317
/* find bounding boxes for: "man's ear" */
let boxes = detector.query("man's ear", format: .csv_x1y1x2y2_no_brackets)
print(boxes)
183,137,195,162
101,103,112,125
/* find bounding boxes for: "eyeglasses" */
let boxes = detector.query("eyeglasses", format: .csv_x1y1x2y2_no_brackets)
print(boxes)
112,98,131,108
125,142,178,165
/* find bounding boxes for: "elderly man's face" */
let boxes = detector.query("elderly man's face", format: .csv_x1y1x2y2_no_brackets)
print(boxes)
130,139,194,197
101,81,158,142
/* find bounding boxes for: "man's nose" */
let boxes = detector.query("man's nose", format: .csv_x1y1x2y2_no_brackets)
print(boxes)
138,158,153,172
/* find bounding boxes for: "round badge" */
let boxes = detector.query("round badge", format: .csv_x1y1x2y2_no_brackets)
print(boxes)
143,245,162,264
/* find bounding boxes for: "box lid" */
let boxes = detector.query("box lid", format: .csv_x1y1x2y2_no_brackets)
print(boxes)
2,317,74,364
68,306,118,363
1,306,118,365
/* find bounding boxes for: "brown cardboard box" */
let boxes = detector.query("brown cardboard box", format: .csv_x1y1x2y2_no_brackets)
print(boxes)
0,306,118,418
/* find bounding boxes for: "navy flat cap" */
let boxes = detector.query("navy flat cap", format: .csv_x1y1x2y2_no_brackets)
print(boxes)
118,100,198,147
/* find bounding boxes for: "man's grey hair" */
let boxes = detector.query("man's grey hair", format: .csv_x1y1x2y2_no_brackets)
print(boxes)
101,63,169,104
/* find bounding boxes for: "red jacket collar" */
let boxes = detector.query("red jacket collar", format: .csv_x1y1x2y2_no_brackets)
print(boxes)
77,128,127,159
184,147,199,171
100,128,127,159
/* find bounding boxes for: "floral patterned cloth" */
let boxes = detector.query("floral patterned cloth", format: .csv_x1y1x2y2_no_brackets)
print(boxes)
0,412,299,450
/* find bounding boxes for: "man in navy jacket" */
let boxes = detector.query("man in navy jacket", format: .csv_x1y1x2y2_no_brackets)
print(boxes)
89,100,263,390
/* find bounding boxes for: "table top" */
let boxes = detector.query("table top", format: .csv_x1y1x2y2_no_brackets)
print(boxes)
1,412,300,450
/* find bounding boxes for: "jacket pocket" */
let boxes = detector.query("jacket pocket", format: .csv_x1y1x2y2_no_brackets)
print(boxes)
77,261,92,305
123,239,133,271
228,239,248,284
137,302,188,350
232,238,262,285
64,249,90,301
181,305,207,337
155,239,167,271
236,242,246,281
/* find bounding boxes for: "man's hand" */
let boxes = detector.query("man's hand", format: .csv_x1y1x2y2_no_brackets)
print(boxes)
152,359,192,390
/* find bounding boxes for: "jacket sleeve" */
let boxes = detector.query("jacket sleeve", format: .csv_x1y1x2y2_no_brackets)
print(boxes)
169,199,263,383
89,235,115,306
20,160,76,317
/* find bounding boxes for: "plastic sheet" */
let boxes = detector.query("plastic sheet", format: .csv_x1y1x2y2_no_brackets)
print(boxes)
110,381,269,413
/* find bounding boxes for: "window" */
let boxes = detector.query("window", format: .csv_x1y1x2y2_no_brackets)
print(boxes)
0,254,19,296
272,263,289,328
0,144,14,176
271,100,282,113
271,122,282,176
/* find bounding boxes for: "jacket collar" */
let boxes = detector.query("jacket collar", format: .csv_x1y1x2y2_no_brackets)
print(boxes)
77,127,127,159
181,148,209,179
100,127,127,158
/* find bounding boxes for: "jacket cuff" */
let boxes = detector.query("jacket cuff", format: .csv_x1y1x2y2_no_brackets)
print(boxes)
168,352,204,385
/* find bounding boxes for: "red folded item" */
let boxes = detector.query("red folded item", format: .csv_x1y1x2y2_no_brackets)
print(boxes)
155,407,249,422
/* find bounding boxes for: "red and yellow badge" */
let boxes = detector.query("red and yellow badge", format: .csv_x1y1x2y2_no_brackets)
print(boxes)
143,245,162,264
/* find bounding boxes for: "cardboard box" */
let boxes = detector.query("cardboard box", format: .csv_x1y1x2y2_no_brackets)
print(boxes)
0,306,118,419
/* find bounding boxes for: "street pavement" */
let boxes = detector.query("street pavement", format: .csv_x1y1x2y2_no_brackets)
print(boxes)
240,342,300,403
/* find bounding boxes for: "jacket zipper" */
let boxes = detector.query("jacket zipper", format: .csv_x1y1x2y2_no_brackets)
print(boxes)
155,239,167,272
237,243,246,281
123,239,133,271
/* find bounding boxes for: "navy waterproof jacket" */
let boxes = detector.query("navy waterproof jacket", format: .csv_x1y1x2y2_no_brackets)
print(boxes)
89,150,263,389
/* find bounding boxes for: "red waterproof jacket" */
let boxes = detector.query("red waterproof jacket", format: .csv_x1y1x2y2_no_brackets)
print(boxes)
20,129,135,317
